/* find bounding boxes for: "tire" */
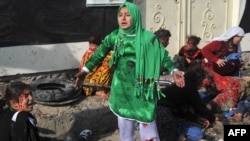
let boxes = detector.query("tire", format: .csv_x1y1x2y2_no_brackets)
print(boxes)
33,90,84,106
31,79,82,104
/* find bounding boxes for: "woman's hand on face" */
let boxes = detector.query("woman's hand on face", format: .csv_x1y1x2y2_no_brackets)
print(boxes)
172,70,185,88
216,59,226,67
198,117,210,129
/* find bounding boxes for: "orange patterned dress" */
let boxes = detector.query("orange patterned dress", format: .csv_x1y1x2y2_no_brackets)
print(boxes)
79,49,113,96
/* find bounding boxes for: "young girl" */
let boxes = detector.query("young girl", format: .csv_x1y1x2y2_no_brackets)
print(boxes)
176,35,202,71
0,81,40,141
75,2,185,141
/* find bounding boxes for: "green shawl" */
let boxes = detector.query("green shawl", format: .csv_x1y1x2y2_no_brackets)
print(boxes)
110,2,165,100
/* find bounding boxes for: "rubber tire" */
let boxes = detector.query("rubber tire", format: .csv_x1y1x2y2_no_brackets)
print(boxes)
31,79,81,102
33,89,84,106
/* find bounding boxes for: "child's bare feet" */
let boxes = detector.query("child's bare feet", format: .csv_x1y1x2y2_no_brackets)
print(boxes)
96,91,110,100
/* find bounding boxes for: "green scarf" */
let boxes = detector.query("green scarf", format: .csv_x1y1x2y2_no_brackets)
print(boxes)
112,2,165,100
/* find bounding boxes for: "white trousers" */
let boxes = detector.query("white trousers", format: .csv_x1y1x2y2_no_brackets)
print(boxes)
118,116,160,141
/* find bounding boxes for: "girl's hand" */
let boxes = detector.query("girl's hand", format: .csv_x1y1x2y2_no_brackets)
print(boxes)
75,71,86,77
74,71,86,89
172,70,185,88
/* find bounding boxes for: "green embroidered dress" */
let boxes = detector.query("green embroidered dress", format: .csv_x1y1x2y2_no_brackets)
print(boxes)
84,2,175,123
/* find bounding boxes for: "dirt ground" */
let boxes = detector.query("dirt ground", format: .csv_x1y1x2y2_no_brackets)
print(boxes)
1,69,250,141
31,93,250,141
33,95,119,141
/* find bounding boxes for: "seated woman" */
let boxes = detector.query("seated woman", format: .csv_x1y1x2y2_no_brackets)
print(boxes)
201,68,240,112
156,66,217,141
201,26,245,76
175,35,202,72
199,68,250,116
78,34,113,99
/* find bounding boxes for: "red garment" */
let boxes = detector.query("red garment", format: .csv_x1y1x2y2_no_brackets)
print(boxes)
202,68,240,111
201,41,238,71
178,45,202,61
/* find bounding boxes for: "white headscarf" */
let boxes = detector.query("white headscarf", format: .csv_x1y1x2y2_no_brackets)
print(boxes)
211,26,245,41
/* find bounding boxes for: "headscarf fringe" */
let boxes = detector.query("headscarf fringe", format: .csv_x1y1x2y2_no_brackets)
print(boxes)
157,90,166,100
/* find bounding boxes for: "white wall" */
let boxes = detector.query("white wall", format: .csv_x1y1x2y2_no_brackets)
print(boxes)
0,42,88,76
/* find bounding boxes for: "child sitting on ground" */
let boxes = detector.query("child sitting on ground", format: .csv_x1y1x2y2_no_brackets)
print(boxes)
77,34,113,100
0,81,41,141
175,35,202,72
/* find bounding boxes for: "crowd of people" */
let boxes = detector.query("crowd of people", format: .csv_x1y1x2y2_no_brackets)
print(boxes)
0,1,249,141
75,3,249,140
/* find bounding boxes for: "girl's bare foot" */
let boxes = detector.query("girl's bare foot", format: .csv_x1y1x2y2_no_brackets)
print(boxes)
96,91,110,100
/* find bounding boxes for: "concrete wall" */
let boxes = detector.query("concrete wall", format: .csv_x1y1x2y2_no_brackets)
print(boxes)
136,0,249,52
0,42,88,76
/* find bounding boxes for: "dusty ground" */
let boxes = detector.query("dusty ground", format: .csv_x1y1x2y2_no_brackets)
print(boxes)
1,69,250,141
33,95,119,141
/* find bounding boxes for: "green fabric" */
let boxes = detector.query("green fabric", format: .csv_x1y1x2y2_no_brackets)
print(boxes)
111,2,166,100
85,1,175,123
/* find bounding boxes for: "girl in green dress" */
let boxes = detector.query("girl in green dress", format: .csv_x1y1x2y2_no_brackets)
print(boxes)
75,2,185,141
